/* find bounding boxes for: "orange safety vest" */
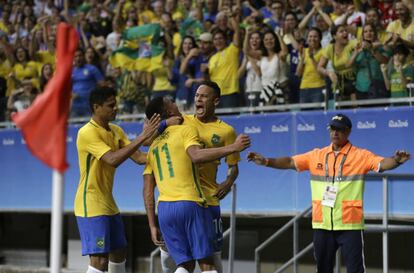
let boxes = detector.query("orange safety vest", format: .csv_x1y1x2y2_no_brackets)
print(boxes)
293,142,383,230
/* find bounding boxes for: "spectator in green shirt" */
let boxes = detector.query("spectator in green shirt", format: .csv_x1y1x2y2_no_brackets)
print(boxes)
381,44,414,98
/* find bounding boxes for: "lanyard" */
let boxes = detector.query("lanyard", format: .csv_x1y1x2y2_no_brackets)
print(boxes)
324,144,353,182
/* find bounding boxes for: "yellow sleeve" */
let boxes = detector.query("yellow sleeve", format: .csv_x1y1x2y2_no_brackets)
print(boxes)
322,44,333,60
228,43,240,58
78,128,112,160
181,125,201,150
224,128,240,165
143,161,153,175
386,21,396,33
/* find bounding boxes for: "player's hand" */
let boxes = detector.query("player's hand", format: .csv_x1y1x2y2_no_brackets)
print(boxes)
214,181,233,200
233,134,251,152
166,115,183,126
394,150,411,164
247,152,266,165
141,114,161,140
150,226,165,247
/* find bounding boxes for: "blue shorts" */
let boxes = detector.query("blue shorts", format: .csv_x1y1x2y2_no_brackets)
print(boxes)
76,214,127,256
158,201,214,265
209,206,223,252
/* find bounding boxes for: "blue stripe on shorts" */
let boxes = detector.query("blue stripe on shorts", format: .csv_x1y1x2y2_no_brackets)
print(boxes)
76,214,127,256
158,201,215,265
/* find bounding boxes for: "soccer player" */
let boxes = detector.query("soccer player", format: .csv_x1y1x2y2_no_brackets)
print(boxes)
160,81,241,273
74,86,160,273
143,96,250,273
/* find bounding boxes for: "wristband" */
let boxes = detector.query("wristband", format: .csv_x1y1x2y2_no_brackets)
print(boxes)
264,158,270,166
158,120,167,134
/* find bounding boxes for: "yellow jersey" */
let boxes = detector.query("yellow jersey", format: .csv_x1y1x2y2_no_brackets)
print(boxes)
152,65,175,92
12,61,40,89
386,19,414,43
183,115,240,206
322,39,358,77
208,43,240,96
300,48,325,89
74,119,131,217
0,59,13,96
143,125,206,204
386,20,414,61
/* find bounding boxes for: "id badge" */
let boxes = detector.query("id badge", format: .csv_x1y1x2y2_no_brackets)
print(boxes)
321,185,338,208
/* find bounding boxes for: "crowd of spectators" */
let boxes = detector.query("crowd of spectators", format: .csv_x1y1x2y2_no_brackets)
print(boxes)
0,0,414,120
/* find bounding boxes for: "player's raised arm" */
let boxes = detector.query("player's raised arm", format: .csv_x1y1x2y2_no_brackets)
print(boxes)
247,152,296,170
187,134,251,164
101,114,160,167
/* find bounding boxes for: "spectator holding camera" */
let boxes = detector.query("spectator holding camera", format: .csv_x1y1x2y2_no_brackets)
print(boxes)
347,24,390,100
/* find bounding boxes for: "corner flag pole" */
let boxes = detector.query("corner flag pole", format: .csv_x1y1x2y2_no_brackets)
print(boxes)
50,170,64,273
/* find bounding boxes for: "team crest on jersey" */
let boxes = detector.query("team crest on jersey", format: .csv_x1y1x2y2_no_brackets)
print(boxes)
211,134,220,145
96,238,105,249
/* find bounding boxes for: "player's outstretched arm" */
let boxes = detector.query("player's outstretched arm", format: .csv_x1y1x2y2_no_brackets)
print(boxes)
187,134,251,164
143,174,164,246
379,150,411,172
247,152,296,170
102,114,160,167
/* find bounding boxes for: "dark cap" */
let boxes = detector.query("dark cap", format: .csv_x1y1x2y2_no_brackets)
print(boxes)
329,114,352,129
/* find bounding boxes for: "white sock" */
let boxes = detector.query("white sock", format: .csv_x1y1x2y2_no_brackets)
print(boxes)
87,266,104,273
174,267,189,273
108,260,126,273
160,248,177,273
213,251,223,273
201,271,218,273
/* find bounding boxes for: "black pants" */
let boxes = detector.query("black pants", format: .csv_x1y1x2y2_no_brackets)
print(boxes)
313,229,365,273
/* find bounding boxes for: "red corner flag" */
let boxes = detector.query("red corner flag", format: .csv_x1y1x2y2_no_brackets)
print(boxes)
12,23,79,172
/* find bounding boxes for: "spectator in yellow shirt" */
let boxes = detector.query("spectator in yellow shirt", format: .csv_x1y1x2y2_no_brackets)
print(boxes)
386,0,414,50
296,27,325,104
208,8,241,108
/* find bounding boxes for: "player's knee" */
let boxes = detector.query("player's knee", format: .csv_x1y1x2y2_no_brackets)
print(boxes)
198,257,216,272
90,255,109,271
176,260,195,272
109,248,127,262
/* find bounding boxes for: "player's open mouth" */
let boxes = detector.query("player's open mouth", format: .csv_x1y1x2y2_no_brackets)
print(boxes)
195,104,205,114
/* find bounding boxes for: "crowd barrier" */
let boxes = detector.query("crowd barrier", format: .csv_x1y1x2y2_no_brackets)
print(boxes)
0,107,413,217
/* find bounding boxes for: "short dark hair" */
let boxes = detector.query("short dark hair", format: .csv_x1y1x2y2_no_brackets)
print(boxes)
145,96,167,119
89,86,117,113
394,43,410,56
199,80,221,98
212,29,228,43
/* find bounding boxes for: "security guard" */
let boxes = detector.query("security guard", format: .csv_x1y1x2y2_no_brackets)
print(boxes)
247,113,411,273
